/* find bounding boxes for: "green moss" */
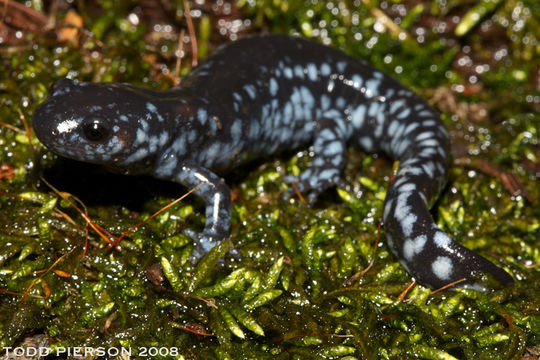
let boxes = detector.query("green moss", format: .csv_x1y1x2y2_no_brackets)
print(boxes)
0,0,538,358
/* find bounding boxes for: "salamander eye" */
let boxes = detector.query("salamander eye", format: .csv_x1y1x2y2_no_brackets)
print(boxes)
82,117,110,142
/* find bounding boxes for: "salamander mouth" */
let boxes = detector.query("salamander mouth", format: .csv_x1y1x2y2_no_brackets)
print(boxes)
40,141,115,165
104,164,127,174
32,112,55,144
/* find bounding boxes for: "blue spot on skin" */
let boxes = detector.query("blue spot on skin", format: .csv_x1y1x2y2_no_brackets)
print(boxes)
324,141,343,155
231,120,242,139
125,147,149,163
134,128,147,145
320,63,331,76
351,105,366,128
146,102,158,113
283,67,293,79
294,65,304,79
306,63,318,81
352,75,363,88
300,86,315,108
387,121,400,137
368,102,380,117
365,79,380,96
373,71,384,79
359,136,373,151
283,102,293,123
320,95,330,111
327,78,335,92
404,122,420,136
243,84,257,99
269,78,279,96
390,99,406,114
159,132,169,146
89,105,102,112
398,108,412,119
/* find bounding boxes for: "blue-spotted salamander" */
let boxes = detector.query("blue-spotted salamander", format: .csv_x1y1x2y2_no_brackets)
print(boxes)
33,34,513,289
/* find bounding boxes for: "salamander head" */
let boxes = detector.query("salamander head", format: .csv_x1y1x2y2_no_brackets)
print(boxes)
33,78,172,173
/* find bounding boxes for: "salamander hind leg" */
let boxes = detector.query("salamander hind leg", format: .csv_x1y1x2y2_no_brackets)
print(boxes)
284,117,347,204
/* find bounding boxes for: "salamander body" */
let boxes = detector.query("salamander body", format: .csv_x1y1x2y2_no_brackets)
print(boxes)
33,34,513,289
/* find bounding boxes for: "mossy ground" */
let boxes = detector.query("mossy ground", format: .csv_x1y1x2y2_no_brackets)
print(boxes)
0,0,538,359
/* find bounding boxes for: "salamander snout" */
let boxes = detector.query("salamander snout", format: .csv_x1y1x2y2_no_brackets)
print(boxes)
50,78,77,97
33,78,173,170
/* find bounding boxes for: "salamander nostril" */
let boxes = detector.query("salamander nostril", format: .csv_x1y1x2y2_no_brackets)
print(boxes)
50,78,76,93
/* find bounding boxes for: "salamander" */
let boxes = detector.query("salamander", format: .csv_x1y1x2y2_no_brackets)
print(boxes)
32,34,513,289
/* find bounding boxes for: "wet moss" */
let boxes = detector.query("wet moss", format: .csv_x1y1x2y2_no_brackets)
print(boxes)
0,0,539,359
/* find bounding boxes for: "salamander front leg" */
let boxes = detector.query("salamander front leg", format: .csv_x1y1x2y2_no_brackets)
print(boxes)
166,163,232,259
284,117,346,203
